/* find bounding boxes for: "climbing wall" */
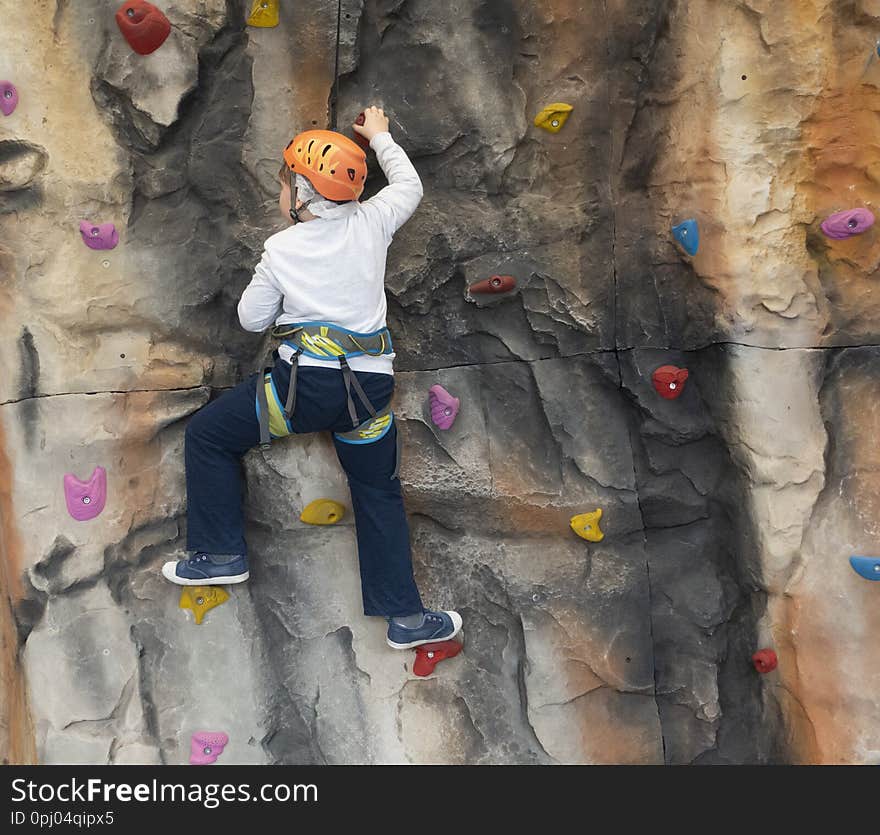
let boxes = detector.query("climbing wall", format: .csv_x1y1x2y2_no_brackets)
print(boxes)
1,0,878,765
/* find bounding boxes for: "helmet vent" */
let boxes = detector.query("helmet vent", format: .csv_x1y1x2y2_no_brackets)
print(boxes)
347,168,356,181
322,144,332,157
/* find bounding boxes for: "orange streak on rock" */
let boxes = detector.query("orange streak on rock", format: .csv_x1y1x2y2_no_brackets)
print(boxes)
0,415,36,763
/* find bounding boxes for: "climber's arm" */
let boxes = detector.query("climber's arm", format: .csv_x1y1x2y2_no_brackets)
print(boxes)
361,132,424,240
238,251,283,332
354,107,423,241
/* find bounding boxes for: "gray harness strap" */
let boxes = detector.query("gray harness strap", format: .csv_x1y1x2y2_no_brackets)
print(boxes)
339,355,378,429
257,323,393,447
283,347,303,419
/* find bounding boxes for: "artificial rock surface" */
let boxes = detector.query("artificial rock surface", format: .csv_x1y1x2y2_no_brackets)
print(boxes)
1,0,879,765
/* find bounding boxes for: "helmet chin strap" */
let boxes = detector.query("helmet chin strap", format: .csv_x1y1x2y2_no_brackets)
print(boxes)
288,185,314,224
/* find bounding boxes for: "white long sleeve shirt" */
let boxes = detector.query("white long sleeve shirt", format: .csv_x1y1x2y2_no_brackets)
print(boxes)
237,131,424,375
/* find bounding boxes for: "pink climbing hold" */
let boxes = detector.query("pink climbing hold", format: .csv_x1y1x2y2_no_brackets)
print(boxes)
63,466,107,521
189,731,229,765
0,81,18,116
429,384,460,430
79,221,119,251
820,208,875,239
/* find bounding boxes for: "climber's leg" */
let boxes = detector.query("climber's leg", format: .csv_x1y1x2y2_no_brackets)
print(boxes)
163,373,263,585
333,418,425,618
184,372,262,556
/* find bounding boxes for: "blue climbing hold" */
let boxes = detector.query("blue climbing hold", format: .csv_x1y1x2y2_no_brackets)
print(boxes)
672,219,699,256
849,556,880,581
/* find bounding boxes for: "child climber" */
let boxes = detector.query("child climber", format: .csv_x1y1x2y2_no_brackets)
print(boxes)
162,107,462,650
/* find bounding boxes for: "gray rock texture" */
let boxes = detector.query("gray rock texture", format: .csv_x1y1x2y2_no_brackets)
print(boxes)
1,0,879,764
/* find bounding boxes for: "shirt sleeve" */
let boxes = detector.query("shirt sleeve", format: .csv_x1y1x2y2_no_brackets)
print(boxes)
238,248,283,332
360,131,424,241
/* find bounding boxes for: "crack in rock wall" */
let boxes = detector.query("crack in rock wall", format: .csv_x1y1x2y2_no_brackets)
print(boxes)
0,0,877,764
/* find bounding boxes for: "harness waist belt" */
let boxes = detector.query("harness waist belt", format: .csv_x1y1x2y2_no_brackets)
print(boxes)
271,322,393,361
255,322,400,483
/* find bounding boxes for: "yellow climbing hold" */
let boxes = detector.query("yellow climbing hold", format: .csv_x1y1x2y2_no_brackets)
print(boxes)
179,586,230,625
533,102,573,133
570,508,604,542
300,498,346,526
247,0,279,27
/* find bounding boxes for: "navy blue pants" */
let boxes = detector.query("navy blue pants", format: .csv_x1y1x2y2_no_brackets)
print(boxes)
184,358,424,617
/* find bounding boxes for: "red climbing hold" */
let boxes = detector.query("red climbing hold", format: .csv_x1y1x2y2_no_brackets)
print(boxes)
353,112,370,150
752,649,777,674
469,275,516,295
652,365,689,399
413,640,463,677
115,1,171,56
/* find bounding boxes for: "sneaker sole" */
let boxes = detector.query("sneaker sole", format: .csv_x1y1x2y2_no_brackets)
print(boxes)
386,611,463,650
161,564,250,586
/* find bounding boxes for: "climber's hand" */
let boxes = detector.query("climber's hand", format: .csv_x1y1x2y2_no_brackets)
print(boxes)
353,106,390,142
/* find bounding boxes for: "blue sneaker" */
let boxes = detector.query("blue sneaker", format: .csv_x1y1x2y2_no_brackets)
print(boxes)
161,553,249,586
386,609,463,650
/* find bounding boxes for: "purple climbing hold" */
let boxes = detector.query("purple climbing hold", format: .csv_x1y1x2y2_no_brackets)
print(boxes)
79,221,119,250
190,731,229,765
820,208,875,240
63,466,107,521
0,81,18,116
429,385,460,430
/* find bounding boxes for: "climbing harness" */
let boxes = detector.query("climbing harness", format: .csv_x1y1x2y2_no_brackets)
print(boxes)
254,322,401,477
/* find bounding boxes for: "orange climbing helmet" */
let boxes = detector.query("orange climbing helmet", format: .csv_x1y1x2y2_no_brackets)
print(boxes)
283,130,367,202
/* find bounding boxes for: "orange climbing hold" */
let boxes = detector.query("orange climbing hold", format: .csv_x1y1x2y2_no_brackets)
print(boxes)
247,0,279,28
179,586,230,625
115,1,171,56
752,649,777,674
413,640,463,677
533,102,573,133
